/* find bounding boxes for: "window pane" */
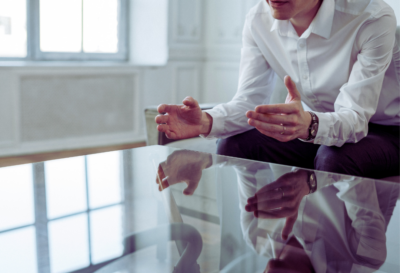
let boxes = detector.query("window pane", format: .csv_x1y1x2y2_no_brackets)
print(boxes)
40,0,82,52
0,227,37,273
83,0,119,53
48,214,90,273
45,157,87,219
0,165,34,231
0,0,27,57
87,152,122,209
90,205,123,264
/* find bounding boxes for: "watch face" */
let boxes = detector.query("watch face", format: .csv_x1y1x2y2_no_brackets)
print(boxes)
311,123,318,136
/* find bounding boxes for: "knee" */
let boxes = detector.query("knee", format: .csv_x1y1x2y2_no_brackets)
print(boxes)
216,136,247,159
315,146,352,175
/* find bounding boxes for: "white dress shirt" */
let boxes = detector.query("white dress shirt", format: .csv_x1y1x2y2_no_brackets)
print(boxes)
204,0,399,147
234,163,394,272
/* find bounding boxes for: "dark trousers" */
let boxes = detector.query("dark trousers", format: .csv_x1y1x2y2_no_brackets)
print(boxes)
216,124,400,179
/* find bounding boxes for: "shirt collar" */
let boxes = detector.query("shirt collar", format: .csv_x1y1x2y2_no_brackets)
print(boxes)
270,0,335,39
270,19,290,36
310,0,335,39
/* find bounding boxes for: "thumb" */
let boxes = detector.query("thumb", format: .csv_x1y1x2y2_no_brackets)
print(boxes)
282,214,297,240
284,75,301,101
182,96,199,108
183,182,198,195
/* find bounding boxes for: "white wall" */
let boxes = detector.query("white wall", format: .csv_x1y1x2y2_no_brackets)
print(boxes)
0,0,256,157
0,0,398,157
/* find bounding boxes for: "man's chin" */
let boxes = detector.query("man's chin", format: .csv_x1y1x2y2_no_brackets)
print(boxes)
271,12,292,20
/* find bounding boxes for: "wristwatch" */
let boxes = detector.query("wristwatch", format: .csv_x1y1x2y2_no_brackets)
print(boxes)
306,171,317,194
304,111,319,141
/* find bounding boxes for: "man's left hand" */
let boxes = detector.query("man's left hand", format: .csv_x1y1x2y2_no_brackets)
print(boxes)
246,75,311,142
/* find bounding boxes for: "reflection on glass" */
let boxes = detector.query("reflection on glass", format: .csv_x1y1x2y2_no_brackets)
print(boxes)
0,164,34,231
90,205,123,264
48,214,90,273
83,0,118,53
40,0,82,52
45,157,87,219
0,0,27,57
0,227,37,273
87,151,122,209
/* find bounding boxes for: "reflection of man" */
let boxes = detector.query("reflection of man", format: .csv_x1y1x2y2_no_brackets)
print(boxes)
156,0,399,178
156,150,398,272
237,165,396,273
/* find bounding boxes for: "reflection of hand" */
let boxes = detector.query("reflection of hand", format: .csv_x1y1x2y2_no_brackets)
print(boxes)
155,96,213,139
245,170,310,240
264,237,315,273
156,150,212,195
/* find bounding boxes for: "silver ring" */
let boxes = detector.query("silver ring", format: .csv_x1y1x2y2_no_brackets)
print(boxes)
278,187,284,198
280,124,286,135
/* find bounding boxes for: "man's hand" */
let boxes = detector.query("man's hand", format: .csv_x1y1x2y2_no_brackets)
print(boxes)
246,76,311,142
245,170,310,240
156,96,213,139
156,150,212,195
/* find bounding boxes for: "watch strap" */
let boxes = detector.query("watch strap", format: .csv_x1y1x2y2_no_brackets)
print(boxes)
304,111,319,141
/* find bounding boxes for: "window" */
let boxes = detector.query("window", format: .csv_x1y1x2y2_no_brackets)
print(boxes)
0,151,126,273
0,0,128,61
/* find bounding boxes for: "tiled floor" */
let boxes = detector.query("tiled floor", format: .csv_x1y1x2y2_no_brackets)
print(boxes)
0,142,146,168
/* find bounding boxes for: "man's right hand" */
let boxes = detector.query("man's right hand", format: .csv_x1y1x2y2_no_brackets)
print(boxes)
156,96,213,139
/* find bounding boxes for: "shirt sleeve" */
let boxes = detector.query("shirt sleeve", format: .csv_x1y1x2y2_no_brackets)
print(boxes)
313,11,397,147
202,17,276,139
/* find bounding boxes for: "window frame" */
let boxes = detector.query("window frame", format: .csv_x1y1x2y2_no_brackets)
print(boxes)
0,0,129,62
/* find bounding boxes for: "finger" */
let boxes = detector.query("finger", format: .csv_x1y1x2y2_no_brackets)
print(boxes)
255,189,287,202
247,111,298,126
157,124,178,139
255,179,296,195
256,186,296,200
266,259,290,272
245,203,257,212
284,75,301,100
256,198,291,211
158,179,170,191
183,181,198,196
256,128,295,143
158,104,180,114
155,114,169,124
255,103,300,114
282,214,297,240
256,208,296,219
156,164,166,184
157,124,170,133
247,195,257,204
161,177,170,190
249,119,296,135
247,189,282,206
182,96,199,108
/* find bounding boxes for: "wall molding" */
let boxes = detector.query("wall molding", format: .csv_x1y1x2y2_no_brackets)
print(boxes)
171,63,202,104
0,67,143,157
170,0,203,44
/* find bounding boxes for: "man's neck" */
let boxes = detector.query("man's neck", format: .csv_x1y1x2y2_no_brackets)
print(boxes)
290,0,322,37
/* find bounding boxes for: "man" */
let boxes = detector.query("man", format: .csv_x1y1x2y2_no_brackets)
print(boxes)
155,0,399,179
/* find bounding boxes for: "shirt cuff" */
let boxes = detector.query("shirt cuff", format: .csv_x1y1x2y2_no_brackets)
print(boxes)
311,112,344,146
200,108,225,139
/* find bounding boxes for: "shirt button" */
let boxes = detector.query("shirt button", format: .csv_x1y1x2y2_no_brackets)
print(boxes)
299,42,305,48
303,75,308,80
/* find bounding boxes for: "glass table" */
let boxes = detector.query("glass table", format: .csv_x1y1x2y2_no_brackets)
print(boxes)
0,145,399,273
